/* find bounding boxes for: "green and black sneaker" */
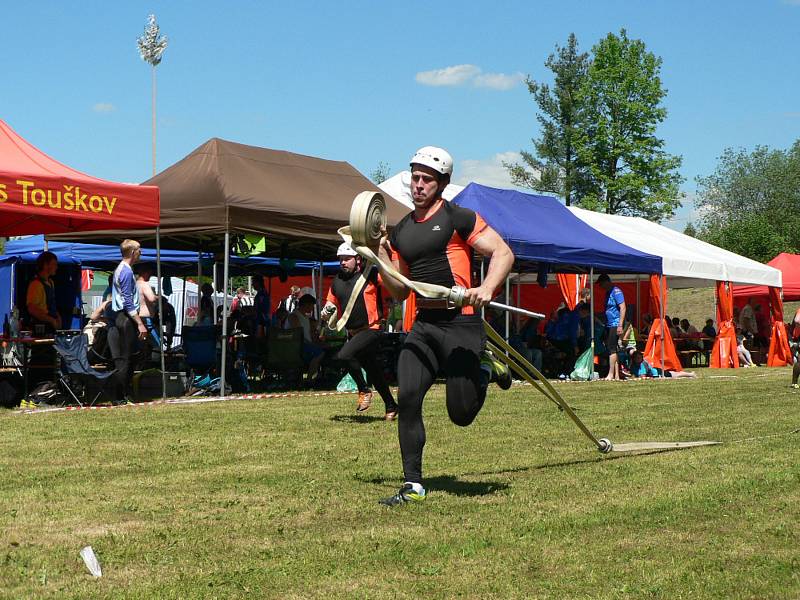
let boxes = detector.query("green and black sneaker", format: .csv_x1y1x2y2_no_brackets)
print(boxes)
480,350,512,390
378,483,426,507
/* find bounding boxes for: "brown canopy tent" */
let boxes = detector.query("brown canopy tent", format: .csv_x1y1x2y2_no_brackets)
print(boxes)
52,137,408,396
53,137,407,255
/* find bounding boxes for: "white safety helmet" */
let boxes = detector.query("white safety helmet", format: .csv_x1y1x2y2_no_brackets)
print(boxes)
337,242,358,258
410,146,453,177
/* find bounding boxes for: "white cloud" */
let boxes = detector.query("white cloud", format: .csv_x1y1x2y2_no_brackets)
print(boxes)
455,151,525,188
473,72,525,90
92,102,115,113
661,191,709,232
415,64,524,90
415,64,481,87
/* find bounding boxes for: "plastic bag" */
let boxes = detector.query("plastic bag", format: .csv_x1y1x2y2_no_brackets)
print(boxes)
570,347,594,381
336,369,367,393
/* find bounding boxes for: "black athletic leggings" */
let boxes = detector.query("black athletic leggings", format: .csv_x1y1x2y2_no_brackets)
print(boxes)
396,312,487,484
336,329,397,411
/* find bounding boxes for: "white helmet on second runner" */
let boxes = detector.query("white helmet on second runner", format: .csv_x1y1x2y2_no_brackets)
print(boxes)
337,242,358,258
410,146,453,177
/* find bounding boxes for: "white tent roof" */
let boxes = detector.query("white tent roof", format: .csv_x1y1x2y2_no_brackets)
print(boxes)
378,170,465,209
568,206,782,288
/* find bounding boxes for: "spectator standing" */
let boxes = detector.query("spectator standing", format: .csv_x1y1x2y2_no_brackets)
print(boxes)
740,298,757,338
108,239,148,405
252,276,270,337
279,286,301,314
597,274,626,381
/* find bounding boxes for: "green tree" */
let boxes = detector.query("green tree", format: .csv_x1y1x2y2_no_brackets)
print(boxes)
369,161,391,185
696,142,800,261
575,29,684,220
504,33,591,206
683,222,697,237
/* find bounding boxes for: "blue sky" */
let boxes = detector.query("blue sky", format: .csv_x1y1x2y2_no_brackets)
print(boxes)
3,1,799,230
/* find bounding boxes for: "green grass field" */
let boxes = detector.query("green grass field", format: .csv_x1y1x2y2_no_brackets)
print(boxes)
2,368,799,599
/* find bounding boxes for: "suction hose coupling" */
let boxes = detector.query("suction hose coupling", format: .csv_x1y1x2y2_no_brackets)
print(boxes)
448,286,467,308
597,438,614,454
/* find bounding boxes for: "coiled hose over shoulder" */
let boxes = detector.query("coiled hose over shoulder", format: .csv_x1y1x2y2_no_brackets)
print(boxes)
335,191,720,455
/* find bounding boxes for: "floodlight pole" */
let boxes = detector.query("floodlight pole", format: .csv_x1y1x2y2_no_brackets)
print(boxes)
220,228,231,398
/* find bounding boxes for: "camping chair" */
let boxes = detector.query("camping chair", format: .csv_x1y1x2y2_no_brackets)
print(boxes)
265,327,304,388
53,330,114,407
182,326,219,394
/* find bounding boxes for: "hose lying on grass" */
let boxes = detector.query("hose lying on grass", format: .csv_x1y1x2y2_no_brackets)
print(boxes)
342,190,721,455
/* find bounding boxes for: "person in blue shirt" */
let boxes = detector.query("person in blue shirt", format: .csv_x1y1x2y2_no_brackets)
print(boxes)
107,239,148,405
597,274,626,381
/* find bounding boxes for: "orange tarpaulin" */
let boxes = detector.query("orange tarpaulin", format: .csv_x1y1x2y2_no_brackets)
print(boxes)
643,275,682,371
767,286,792,366
710,281,739,368
557,273,589,310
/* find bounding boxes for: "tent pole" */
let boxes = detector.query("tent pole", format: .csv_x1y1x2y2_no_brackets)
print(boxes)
516,273,522,332
504,277,510,342
311,265,317,305
220,230,231,398
212,263,218,324
480,260,485,320
590,268,595,367
660,275,665,377
196,252,202,326
156,227,166,399
636,274,641,329
181,275,187,336
318,261,324,319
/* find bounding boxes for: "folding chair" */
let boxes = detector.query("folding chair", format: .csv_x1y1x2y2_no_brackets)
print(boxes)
53,331,115,407
182,326,220,394
265,327,304,388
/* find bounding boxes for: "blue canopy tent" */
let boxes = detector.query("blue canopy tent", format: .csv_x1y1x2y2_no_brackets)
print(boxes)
4,235,200,275
4,235,338,277
0,254,83,330
1,237,339,331
452,183,662,274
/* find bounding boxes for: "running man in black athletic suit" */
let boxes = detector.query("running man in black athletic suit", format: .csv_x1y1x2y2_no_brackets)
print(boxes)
375,146,515,506
322,242,399,420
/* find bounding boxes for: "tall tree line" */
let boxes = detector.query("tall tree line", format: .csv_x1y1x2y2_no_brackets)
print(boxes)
506,30,684,222
694,142,800,263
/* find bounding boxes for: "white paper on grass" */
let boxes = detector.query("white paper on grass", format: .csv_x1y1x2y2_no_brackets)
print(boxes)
80,546,102,577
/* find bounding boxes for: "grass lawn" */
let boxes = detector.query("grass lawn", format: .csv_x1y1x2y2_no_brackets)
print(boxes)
2,367,799,599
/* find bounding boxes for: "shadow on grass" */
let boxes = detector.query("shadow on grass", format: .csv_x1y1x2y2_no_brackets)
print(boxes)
358,474,509,497
330,414,387,424
465,446,705,478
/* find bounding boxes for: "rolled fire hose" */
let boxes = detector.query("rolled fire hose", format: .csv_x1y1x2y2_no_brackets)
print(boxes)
337,191,720,454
